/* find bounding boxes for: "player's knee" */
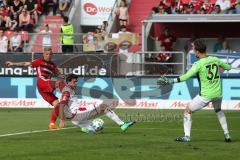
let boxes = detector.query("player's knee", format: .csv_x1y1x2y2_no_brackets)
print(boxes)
214,108,221,113
184,107,192,114
99,104,109,113
52,100,60,107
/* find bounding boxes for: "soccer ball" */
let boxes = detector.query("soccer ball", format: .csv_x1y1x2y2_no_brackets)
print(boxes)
92,118,104,131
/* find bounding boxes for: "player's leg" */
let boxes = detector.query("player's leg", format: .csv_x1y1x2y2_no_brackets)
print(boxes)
99,104,136,132
71,109,97,134
212,97,231,142
175,95,209,142
39,91,60,129
49,99,60,129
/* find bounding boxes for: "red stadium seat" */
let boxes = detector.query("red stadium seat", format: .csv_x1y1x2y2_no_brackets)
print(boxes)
19,30,29,42
3,30,14,40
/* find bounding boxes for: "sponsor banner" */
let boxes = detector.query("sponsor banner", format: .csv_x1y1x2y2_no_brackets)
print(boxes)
0,77,239,109
0,53,120,76
81,0,115,26
0,99,240,110
189,53,240,77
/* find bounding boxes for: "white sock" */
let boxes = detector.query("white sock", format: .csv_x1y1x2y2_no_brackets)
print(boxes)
105,110,124,126
216,111,229,134
183,112,192,137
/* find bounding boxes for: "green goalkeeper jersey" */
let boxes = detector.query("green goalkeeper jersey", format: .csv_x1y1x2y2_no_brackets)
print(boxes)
179,56,231,99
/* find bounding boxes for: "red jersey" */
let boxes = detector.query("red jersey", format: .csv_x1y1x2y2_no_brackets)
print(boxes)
159,34,176,51
31,58,58,81
31,58,59,104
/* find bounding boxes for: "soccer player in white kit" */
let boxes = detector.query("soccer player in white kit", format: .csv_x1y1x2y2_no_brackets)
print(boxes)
58,74,135,133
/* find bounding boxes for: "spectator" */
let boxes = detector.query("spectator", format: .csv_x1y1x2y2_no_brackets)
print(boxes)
60,16,74,52
40,24,52,51
213,35,224,52
155,45,171,62
19,9,33,31
158,3,167,14
0,30,8,53
0,4,10,28
159,27,176,51
41,0,58,15
83,32,95,44
115,0,129,27
184,33,197,54
6,12,18,31
211,4,222,14
24,0,38,25
234,1,240,14
100,21,108,33
9,29,23,52
9,0,24,16
217,39,232,53
215,0,231,13
163,0,173,14
201,1,214,14
191,0,204,13
152,6,159,14
118,25,130,34
185,4,194,14
58,0,71,15
20,0,26,6
1,0,10,11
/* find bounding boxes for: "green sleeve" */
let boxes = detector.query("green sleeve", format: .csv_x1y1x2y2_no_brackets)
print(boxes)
179,63,199,82
219,59,231,71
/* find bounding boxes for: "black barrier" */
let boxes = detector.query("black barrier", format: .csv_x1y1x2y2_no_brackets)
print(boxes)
0,52,174,77
0,53,120,77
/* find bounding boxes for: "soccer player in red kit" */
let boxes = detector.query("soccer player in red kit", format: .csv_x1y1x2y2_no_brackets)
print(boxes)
5,48,65,129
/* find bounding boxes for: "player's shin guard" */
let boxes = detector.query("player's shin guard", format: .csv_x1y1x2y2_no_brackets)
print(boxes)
50,105,60,123
105,109,124,126
216,111,229,134
183,112,192,137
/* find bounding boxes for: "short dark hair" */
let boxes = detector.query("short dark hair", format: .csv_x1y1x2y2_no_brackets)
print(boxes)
193,39,206,53
63,16,68,23
66,74,78,83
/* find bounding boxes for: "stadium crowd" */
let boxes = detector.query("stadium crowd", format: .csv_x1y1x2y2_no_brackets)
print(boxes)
0,0,72,52
152,0,240,14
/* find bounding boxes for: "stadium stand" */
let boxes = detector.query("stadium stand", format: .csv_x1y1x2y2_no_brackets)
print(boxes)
31,15,64,53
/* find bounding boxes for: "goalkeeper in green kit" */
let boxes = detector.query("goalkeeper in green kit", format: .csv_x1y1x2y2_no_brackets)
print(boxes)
157,39,232,142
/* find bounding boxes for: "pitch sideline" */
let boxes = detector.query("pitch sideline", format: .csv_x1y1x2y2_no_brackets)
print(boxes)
0,126,239,138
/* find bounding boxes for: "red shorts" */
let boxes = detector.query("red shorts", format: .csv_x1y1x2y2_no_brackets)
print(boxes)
37,80,58,105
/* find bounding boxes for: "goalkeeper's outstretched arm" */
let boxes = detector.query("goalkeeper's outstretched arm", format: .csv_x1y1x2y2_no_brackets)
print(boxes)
157,64,199,86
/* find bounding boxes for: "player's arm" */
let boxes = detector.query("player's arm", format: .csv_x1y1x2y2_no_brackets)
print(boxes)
5,61,32,67
219,59,232,71
59,91,71,120
178,64,199,82
55,68,65,79
157,63,199,86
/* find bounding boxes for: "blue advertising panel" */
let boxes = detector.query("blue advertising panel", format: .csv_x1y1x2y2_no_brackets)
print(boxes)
189,53,240,77
0,77,239,101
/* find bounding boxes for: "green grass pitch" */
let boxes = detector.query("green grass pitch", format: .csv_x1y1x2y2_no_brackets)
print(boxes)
0,109,240,160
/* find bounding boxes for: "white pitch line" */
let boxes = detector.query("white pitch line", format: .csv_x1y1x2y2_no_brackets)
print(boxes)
0,127,77,138
0,126,239,138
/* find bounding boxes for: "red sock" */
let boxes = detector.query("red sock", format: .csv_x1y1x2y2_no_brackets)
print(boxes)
50,105,59,123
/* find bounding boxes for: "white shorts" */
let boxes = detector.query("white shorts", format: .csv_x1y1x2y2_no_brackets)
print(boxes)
189,95,222,112
71,103,101,126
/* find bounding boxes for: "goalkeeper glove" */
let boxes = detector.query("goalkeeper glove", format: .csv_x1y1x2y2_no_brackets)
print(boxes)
157,75,176,86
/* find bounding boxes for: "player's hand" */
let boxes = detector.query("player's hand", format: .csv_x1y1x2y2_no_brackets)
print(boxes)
5,61,14,67
58,74,66,79
157,75,174,86
59,119,66,128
